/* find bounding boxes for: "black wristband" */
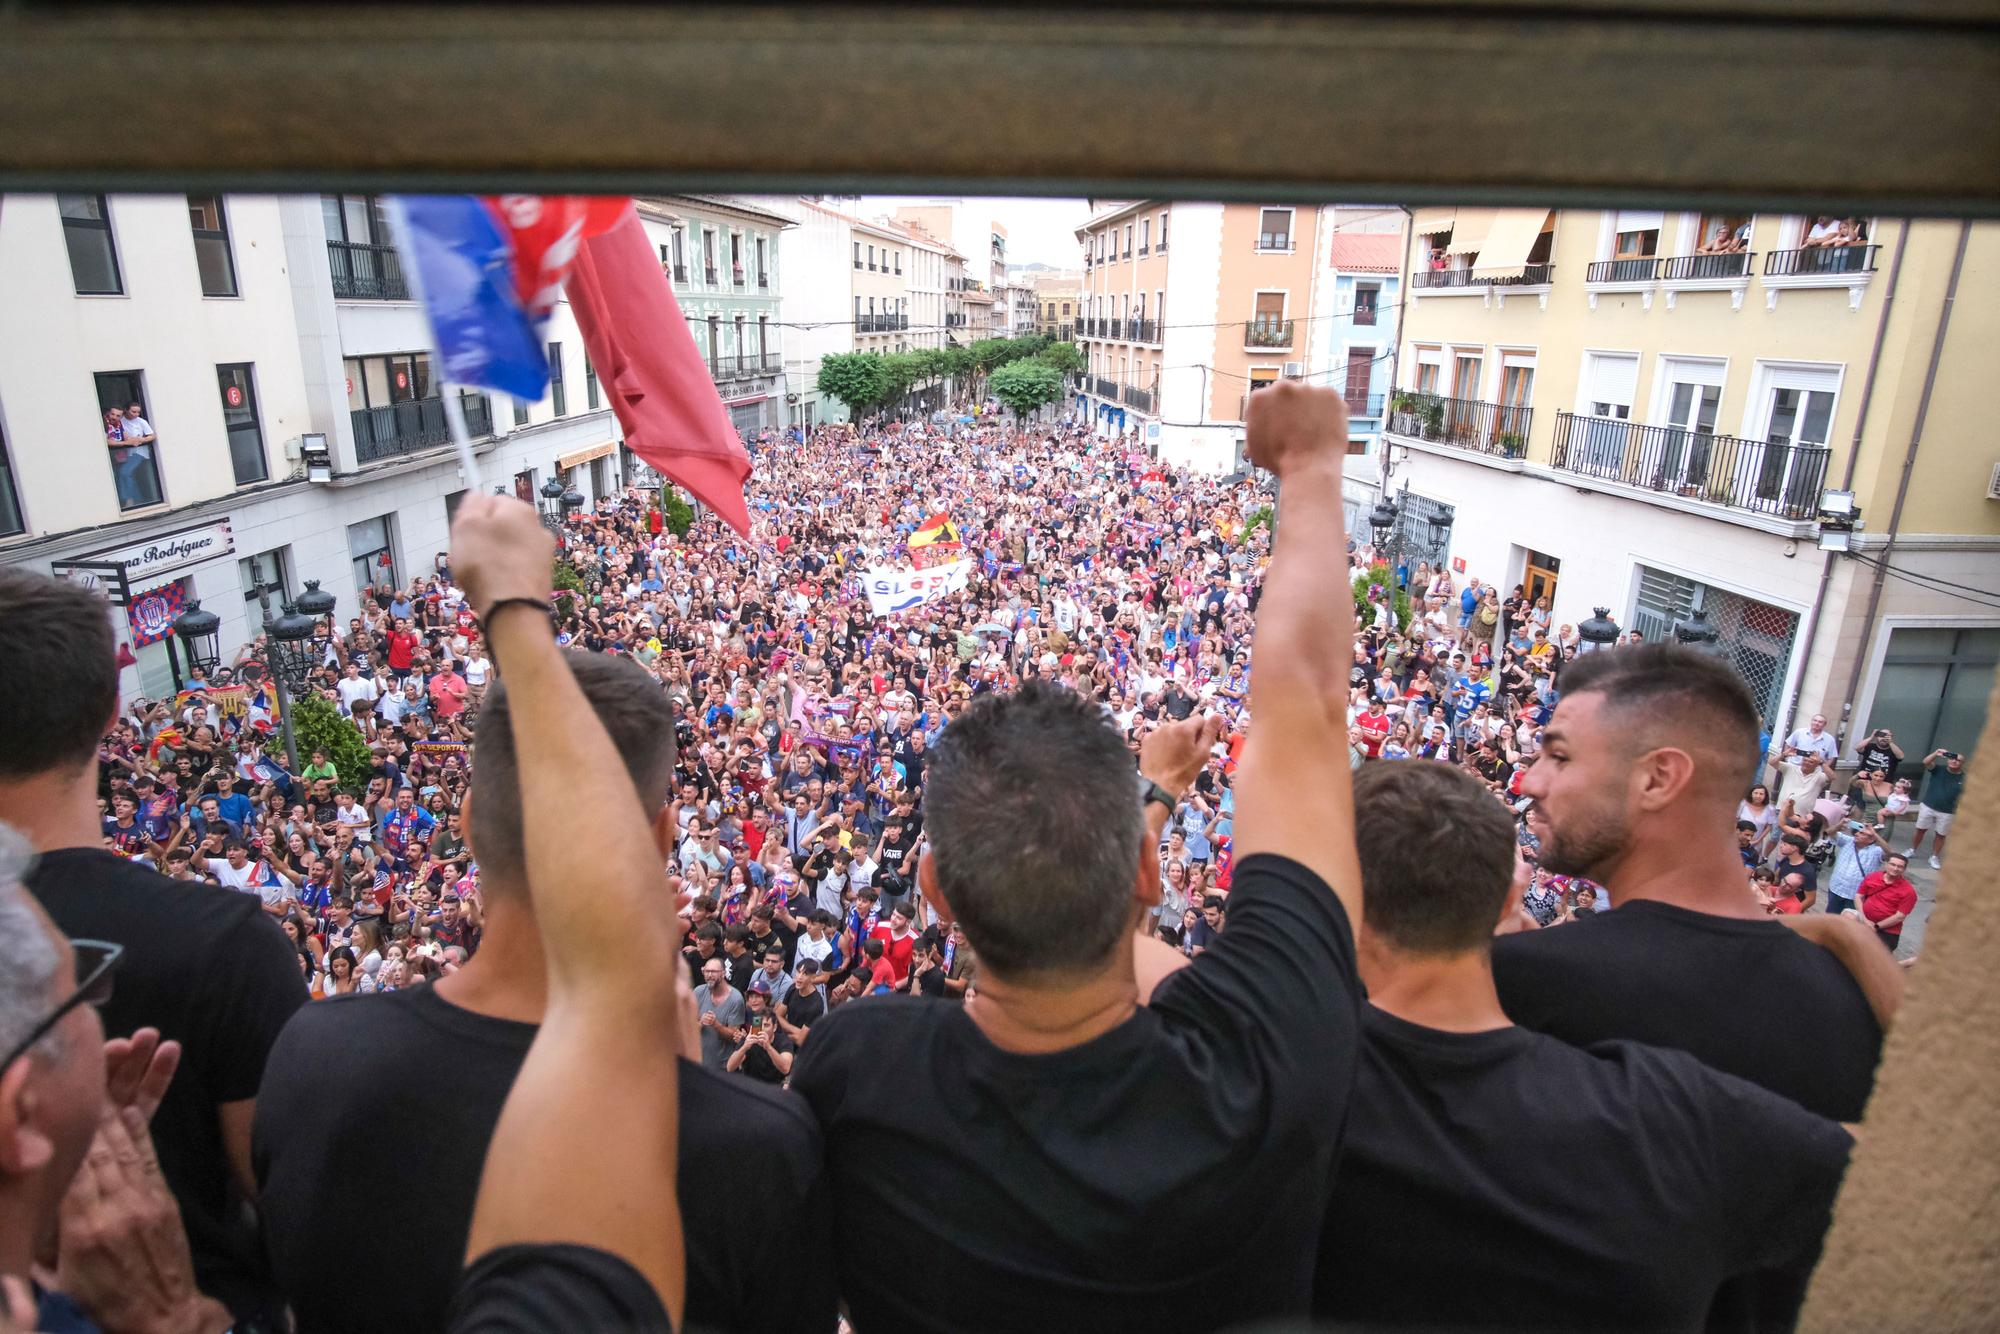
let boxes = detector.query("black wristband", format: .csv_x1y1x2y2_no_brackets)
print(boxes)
479,597,555,629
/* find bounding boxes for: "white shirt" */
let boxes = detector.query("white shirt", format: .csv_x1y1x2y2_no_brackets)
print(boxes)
337,676,379,714
120,414,155,443
464,656,491,686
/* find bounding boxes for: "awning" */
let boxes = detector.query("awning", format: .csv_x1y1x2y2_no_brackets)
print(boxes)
1444,208,1499,255
1470,209,1550,277
723,393,771,407
556,440,618,470
1411,207,1456,236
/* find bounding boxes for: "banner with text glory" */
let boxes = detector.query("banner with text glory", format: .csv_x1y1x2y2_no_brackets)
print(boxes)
864,558,974,618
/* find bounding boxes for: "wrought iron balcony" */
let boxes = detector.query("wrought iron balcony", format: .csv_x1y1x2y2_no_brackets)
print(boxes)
1131,318,1159,343
352,393,491,463
1489,263,1554,286
674,263,689,283
1387,391,1532,458
1586,257,1663,283
1093,376,1119,400
1550,411,1830,520
1245,319,1294,349
1410,267,1482,289
1662,251,1752,280
704,267,719,284
327,241,409,301
1123,384,1157,414
1765,245,1879,277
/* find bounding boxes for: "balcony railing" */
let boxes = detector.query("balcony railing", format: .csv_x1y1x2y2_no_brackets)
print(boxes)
732,264,745,287
1123,384,1157,414
1388,391,1532,458
1765,245,1879,278
1157,237,1168,253
1093,376,1119,400
1551,411,1831,519
1586,257,1663,283
327,241,409,301
704,267,719,284
1489,263,1554,287
758,271,769,288
673,262,688,282
1345,393,1388,420
1131,318,1159,343
1411,267,1481,289
1245,320,1294,348
1101,318,1123,339
1353,304,1379,326
352,393,491,464
1662,251,1752,281
1138,245,1149,256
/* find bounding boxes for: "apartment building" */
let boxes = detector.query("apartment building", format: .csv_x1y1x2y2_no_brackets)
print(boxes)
1032,273,1081,339
850,216,913,353
1382,207,2000,758
0,191,632,700
1309,208,1407,487
1076,201,1336,471
637,195,791,436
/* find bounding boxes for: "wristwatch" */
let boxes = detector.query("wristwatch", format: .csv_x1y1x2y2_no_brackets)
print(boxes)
1139,775,1178,813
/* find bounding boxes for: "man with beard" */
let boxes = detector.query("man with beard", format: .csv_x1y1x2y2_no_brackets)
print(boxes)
1496,645,1891,1122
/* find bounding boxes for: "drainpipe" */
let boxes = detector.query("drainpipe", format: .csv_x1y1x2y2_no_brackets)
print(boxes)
1785,218,1908,743
1833,219,1973,743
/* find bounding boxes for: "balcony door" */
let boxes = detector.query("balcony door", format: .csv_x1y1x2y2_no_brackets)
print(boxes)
1572,351,1639,478
1447,353,1482,441
1499,360,1535,447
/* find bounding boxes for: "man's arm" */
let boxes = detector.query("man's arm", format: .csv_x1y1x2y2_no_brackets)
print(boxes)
1778,913,1905,1032
1227,382,1364,927
451,495,685,1324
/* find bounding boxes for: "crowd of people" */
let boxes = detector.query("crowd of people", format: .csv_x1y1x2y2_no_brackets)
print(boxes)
0,380,1929,1332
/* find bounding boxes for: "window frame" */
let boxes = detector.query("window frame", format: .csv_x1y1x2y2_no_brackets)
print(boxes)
1256,207,1296,252
95,370,164,512
239,547,291,607
59,193,124,296
216,362,269,486
547,342,566,417
187,194,240,298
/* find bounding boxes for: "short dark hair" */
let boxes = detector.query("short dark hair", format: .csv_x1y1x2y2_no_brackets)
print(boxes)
1736,820,1758,834
925,681,1143,982
468,651,675,894
1352,760,1516,955
1781,833,1808,852
0,569,118,778
1556,643,1761,796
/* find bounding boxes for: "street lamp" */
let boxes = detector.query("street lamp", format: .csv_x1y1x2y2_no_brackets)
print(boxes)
1368,495,1398,554
1426,504,1455,558
539,475,566,530
561,484,586,516
262,601,318,774
295,578,337,667
1577,607,1622,654
171,601,222,681
1672,606,1728,658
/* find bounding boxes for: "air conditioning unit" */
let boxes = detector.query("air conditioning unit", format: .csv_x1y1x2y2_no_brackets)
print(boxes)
1283,361,1306,379
1988,460,2000,501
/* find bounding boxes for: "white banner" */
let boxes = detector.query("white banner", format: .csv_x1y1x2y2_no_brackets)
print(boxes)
865,557,973,618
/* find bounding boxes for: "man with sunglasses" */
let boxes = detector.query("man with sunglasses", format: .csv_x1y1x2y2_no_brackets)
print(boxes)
0,568,307,1329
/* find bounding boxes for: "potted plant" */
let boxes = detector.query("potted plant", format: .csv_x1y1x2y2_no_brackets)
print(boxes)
1420,397,1446,436
1497,432,1525,459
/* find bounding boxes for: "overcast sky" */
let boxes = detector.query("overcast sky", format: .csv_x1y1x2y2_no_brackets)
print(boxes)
854,195,1095,269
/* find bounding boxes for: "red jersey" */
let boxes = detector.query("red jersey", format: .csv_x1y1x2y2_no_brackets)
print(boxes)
1355,710,1392,758
387,631,419,670
870,924,916,984
1859,872,1917,934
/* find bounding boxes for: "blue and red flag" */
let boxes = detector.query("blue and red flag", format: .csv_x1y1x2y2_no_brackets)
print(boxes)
393,195,626,400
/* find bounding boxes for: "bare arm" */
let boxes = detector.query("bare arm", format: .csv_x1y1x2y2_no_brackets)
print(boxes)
1227,382,1365,927
452,494,685,1324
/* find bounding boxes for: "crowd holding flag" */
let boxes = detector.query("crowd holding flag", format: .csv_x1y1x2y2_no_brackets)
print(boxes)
908,511,962,567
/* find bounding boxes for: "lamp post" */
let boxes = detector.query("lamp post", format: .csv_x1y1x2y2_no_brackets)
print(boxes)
294,579,338,676
561,483,586,519
1672,606,1728,658
538,475,567,531
1368,494,1398,565
171,600,223,683
1577,606,1622,654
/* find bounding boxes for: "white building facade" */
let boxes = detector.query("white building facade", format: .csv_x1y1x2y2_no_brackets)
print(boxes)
2,191,635,699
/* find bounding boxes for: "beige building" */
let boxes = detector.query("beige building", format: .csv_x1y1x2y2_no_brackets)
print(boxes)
1383,207,2000,758
1032,273,1080,339
1077,201,1329,469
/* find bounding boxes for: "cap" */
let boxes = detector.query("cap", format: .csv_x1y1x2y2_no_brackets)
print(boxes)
748,978,773,995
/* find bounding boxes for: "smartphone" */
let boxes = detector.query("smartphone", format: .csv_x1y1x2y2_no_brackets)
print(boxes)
749,1014,765,1033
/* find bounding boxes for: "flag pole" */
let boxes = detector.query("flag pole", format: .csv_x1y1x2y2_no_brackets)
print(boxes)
384,196,483,494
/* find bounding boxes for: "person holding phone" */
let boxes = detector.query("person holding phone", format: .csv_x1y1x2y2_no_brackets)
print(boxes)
725,982,795,1084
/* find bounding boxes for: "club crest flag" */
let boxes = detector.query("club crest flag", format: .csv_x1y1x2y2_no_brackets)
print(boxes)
865,558,973,618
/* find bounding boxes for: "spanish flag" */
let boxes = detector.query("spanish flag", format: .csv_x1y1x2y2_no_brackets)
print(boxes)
912,512,961,550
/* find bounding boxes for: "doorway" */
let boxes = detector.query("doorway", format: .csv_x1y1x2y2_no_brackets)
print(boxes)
1524,550,1561,606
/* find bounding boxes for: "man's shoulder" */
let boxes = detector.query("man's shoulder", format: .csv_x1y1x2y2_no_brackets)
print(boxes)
30,848,272,946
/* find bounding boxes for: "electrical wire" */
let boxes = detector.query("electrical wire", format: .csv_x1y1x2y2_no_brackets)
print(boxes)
1842,551,2000,611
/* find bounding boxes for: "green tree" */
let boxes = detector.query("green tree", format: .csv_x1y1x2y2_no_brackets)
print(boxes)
878,352,922,413
940,346,974,404
658,486,695,538
289,694,375,795
988,359,1065,424
817,352,890,416
1035,341,1084,376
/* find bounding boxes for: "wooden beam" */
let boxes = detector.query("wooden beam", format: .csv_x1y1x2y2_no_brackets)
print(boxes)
0,4,1994,212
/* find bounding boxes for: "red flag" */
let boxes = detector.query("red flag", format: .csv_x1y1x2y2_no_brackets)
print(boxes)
564,207,751,535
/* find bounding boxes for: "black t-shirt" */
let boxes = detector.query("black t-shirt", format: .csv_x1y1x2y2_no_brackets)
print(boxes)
447,1243,670,1333
1492,899,1883,1121
790,854,1359,1332
254,983,834,1334
1854,739,1897,774
28,849,305,1322
780,986,828,1033
1316,1007,1851,1330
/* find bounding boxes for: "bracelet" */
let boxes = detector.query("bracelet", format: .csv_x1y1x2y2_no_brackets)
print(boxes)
479,597,555,629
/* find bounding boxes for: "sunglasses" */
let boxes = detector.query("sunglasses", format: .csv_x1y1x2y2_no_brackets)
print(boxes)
0,939,123,1074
